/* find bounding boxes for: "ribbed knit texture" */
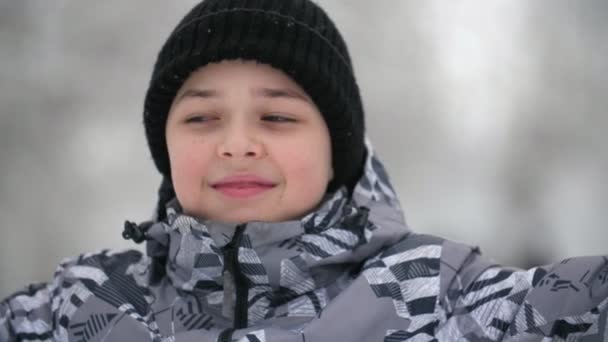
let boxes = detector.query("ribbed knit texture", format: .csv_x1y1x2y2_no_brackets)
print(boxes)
143,0,366,210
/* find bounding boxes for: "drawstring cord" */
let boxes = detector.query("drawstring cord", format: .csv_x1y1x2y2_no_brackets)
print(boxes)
342,205,370,231
355,206,370,229
122,220,153,244
122,219,166,284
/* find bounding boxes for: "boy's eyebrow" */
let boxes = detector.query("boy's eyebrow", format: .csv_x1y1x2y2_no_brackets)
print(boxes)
174,87,312,104
253,87,312,103
175,89,219,103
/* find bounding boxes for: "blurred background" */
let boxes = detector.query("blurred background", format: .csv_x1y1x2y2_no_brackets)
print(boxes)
1,0,607,298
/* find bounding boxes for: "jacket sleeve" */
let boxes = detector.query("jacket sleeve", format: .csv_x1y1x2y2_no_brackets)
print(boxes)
436,254,608,341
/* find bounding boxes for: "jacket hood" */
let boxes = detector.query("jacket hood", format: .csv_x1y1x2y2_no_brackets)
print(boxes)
139,141,410,325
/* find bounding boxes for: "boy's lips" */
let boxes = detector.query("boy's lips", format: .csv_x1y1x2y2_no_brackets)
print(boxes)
211,175,277,198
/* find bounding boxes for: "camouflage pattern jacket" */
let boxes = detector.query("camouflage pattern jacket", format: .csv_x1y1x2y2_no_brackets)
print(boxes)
2,146,608,341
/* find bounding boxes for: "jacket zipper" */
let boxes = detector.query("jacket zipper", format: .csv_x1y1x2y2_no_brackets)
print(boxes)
218,224,248,342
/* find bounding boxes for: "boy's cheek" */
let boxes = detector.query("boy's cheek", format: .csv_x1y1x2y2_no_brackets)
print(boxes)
169,138,212,169
170,150,211,193
285,150,332,179
283,161,332,194
174,160,209,188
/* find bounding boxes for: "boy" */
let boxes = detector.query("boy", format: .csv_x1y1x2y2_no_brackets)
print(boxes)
2,0,607,341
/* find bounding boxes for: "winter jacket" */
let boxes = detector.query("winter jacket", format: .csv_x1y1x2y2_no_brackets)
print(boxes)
2,145,608,341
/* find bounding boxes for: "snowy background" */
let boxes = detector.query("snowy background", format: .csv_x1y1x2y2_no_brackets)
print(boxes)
1,0,607,297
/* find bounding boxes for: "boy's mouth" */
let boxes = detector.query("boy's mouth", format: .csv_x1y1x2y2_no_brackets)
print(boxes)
211,175,277,199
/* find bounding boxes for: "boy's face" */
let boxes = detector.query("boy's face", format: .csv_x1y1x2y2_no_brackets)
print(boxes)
166,60,333,223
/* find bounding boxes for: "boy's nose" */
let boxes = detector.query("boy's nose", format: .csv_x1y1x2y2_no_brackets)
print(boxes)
217,127,264,159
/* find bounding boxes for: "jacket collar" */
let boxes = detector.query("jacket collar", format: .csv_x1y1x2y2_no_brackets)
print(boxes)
141,142,410,323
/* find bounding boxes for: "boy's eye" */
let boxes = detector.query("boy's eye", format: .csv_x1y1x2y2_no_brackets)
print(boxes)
184,115,216,124
262,114,296,123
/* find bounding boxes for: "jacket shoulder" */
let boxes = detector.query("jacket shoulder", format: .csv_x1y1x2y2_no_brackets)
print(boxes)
364,233,492,297
1,282,54,341
0,248,146,341
362,233,490,316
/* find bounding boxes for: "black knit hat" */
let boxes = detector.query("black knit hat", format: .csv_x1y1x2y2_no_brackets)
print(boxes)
144,0,366,215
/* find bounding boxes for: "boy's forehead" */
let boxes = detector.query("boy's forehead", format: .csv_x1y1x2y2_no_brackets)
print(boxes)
173,60,313,103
